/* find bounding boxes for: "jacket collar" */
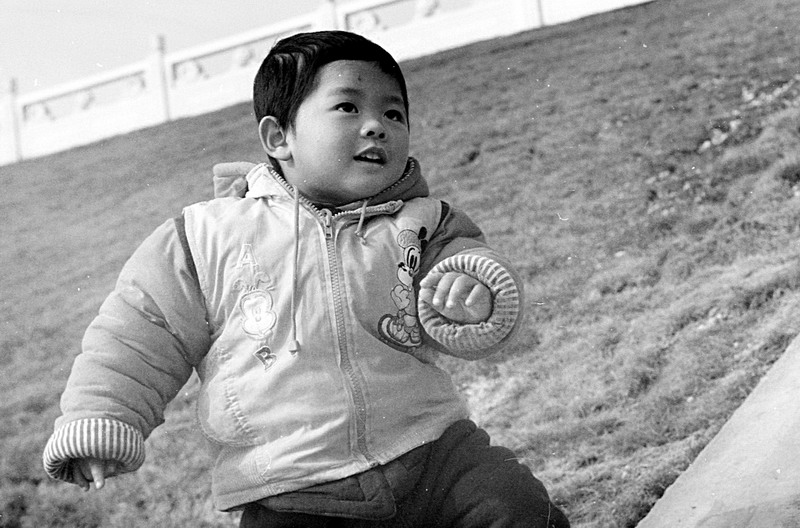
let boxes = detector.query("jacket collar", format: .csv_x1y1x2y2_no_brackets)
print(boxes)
214,157,429,210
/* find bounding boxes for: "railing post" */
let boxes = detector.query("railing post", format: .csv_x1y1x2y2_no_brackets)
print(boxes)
510,0,544,32
537,0,546,26
316,0,339,30
0,78,22,165
148,34,171,123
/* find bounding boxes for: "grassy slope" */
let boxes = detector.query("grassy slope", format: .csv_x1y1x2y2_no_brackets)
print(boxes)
3,0,800,525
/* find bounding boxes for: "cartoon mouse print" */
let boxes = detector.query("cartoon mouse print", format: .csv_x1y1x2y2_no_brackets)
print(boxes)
378,227,428,351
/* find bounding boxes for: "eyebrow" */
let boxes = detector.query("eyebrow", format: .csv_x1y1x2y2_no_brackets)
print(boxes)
328,86,405,108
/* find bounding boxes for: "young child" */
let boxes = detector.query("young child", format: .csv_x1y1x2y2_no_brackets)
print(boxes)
43,31,569,527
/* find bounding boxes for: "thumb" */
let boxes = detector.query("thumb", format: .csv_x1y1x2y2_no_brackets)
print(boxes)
89,460,107,490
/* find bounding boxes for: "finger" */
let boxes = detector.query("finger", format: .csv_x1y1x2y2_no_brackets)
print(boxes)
444,275,478,308
418,271,442,290
418,286,434,305
433,273,459,307
464,283,487,307
418,273,441,305
90,462,106,490
418,274,439,304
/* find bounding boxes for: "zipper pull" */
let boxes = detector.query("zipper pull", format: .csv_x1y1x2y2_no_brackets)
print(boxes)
321,209,334,239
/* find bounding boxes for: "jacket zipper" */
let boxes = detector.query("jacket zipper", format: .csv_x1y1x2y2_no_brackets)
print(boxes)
272,172,377,463
320,209,375,464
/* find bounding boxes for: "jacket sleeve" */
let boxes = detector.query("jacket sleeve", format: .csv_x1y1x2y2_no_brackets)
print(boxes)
42,215,211,482
417,202,523,360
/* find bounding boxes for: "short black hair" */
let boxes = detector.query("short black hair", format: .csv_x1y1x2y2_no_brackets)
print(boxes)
253,30,409,129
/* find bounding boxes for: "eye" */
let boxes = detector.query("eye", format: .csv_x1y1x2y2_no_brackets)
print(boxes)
335,102,358,113
385,109,406,123
404,246,421,272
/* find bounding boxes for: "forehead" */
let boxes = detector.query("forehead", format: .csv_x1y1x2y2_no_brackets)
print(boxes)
312,60,403,98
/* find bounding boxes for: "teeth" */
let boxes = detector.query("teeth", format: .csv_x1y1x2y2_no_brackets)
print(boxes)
357,152,383,162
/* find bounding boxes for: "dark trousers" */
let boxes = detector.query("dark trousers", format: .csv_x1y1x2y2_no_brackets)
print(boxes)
240,420,569,528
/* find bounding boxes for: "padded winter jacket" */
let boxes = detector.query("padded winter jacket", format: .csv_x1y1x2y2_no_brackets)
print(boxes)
43,159,523,510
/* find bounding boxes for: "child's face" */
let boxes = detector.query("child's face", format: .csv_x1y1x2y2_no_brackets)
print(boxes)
275,60,410,206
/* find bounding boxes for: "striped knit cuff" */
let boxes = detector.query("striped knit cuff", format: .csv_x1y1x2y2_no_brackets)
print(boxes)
418,254,521,359
42,418,145,482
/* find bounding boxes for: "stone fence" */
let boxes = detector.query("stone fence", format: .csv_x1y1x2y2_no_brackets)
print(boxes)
0,0,649,166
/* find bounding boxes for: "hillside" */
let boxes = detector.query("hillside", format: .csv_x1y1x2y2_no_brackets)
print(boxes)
3,0,800,526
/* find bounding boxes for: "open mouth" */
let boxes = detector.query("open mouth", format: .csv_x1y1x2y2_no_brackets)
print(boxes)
354,147,387,165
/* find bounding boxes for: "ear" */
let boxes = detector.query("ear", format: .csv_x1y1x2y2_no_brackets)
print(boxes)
258,116,292,161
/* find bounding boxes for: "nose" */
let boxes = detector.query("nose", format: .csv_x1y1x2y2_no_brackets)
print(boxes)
360,117,386,140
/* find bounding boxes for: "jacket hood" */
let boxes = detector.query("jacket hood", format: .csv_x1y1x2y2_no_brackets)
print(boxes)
212,157,429,209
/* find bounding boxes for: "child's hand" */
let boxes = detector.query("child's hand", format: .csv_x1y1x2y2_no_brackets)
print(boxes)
72,458,119,491
419,271,492,324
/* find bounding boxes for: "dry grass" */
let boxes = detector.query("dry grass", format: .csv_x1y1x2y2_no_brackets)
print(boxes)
4,0,800,526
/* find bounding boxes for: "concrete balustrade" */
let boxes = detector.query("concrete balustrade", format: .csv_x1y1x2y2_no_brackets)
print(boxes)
0,0,648,166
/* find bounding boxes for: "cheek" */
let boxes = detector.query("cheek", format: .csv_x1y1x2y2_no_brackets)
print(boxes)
298,136,342,166
392,154,409,175
325,134,355,162
394,133,410,157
